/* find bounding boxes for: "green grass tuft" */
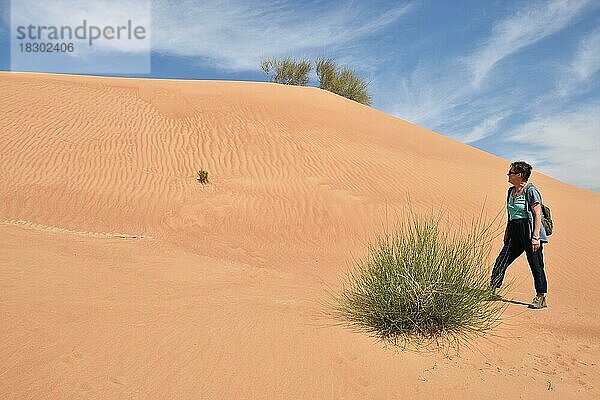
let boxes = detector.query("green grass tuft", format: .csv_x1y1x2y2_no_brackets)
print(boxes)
260,56,373,105
197,169,209,185
331,206,505,349
316,58,372,106
261,57,312,86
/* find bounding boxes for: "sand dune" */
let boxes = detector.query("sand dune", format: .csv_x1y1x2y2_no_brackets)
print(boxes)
1,71,599,399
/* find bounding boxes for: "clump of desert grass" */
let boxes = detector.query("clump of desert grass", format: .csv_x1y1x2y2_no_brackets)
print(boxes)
197,169,209,184
330,205,505,350
261,57,312,86
260,56,372,105
315,57,372,106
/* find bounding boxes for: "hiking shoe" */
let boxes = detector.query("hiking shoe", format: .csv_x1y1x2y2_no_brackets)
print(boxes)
528,294,547,309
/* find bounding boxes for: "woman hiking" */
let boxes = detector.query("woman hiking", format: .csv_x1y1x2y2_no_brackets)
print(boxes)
490,161,549,309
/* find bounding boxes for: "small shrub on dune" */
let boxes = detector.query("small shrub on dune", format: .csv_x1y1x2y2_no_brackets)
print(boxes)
331,207,505,349
197,169,209,184
316,58,373,106
261,57,312,86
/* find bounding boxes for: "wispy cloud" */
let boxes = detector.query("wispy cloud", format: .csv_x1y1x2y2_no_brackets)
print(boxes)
454,111,511,144
555,27,600,97
504,101,600,190
386,60,470,127
9,0,407,66
386,0,595,134
151,0,413,71
10,0,151,53
383,55,517,145
467,0,593,87
382,0,599,191
571,27,600,81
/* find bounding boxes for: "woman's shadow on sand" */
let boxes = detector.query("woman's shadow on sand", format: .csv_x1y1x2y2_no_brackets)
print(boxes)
499,298,531,307
485,296,531,307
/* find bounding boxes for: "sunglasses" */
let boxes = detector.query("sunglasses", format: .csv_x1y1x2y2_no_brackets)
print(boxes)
507,171,519,176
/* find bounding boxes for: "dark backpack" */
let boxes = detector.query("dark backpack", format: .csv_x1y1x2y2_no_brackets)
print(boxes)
540,203,553,236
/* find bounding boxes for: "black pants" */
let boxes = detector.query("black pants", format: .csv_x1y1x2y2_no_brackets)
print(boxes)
491,218,548,294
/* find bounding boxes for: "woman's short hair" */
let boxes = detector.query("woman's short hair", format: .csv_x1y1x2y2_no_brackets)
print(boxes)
510,161,532,181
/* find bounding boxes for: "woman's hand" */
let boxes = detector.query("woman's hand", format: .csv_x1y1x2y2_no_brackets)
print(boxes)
532,238,540,252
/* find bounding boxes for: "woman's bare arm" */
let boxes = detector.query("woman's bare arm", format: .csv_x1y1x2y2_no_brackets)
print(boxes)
531,202,542,238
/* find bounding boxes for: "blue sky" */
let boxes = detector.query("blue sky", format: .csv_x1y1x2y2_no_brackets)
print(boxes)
1,0,599,191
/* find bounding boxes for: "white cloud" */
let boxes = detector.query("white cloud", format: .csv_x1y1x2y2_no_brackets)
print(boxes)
383,0,600,192
11,0,151,53
453,111,511,144
8,0,408,73
555,27,600,97
571,27,600,82
385,0,595,136
467,0,594,87
9,0,151,73
382,57,517,146
151,0,413,71
387,61,468,126
504,102,600,190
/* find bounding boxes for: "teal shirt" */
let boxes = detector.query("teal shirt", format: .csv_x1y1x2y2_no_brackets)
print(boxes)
505,183,549,243
508,193,529,220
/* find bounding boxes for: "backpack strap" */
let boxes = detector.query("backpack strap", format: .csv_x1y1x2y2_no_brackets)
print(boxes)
523,183,531,212
506,187,513,219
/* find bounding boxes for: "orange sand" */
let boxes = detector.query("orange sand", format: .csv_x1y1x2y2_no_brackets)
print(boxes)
1,72,599,399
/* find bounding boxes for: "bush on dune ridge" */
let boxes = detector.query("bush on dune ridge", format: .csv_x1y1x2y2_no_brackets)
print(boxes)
330,205,506,349
261,57,312,86
260,56,372,105
315,57,372,106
